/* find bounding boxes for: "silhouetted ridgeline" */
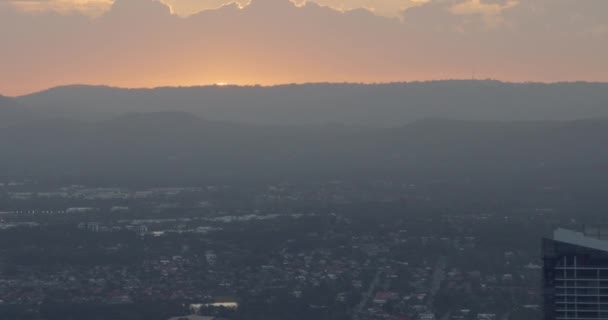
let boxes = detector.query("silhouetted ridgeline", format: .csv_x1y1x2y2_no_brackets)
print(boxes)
0,95,39,128
12,81,608,126
1,111,608,183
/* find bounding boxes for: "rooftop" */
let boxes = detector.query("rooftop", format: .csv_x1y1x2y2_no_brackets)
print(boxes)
553,228,608,252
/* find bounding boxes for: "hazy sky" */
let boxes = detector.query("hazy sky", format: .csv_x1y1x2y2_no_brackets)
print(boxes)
1,0,607,96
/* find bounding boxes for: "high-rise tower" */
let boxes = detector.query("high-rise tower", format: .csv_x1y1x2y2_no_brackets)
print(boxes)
543,228,608,320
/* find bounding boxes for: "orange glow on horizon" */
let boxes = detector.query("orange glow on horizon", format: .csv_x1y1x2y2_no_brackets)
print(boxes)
2,0,607,97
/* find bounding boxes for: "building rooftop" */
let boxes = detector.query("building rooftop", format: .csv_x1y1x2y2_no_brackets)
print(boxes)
553,228,608,252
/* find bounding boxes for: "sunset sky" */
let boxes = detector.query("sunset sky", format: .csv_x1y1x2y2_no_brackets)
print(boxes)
1,0,607,96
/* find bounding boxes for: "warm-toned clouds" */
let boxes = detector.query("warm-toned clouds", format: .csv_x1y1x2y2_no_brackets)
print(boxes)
1,0,607,95
160,0,249,15
4,0,113,16
292,0,430,17
2,0,429,16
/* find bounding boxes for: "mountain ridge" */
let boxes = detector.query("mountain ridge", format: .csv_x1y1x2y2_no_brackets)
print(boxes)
15,81,608,127
0,95,39,128
2,113,608,182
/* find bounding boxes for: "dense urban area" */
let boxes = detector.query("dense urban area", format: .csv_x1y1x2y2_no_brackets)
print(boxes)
1,176,597,320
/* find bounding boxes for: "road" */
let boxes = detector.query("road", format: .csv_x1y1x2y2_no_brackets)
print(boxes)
427,256,446,308
353,269,383,320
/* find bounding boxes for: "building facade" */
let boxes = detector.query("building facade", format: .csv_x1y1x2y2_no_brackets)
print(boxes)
543,228,608,320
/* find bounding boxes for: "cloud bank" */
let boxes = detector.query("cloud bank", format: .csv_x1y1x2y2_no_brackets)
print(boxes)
1,0,607,95
2,0,428,16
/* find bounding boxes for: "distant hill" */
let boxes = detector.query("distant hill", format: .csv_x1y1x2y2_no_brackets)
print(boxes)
16,81,608,127
0,95,38,128
1,112,608,183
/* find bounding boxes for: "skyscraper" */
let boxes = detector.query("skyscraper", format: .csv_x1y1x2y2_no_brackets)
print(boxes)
543,228,608,320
